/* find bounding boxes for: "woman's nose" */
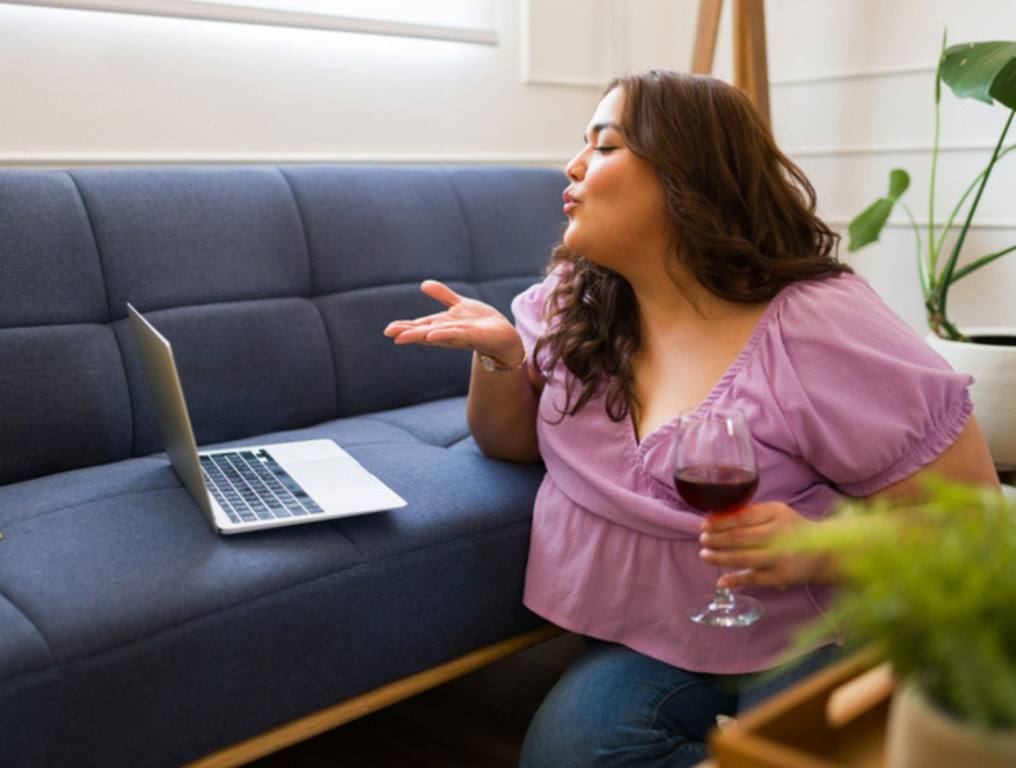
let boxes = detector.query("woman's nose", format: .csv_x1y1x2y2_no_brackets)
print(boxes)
565,150,586,182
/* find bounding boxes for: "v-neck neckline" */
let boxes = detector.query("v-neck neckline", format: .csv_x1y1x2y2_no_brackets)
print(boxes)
628,283,791,456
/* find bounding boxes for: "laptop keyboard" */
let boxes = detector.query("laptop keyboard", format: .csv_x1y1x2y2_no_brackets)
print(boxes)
200,449,323,525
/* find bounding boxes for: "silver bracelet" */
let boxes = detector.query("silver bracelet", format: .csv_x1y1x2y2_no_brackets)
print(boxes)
475,349,528,373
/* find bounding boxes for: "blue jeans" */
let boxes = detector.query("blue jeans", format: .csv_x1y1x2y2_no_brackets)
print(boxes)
519,638,840,768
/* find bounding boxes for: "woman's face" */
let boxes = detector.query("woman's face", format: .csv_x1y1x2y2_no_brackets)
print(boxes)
563,88,670,273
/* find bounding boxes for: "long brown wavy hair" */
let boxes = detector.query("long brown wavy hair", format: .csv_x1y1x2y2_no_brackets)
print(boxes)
533,70,851,423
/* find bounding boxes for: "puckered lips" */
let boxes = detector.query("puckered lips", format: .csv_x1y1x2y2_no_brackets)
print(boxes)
562,188,581,215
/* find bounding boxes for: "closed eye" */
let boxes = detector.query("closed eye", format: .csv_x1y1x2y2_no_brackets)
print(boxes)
594,146,619,154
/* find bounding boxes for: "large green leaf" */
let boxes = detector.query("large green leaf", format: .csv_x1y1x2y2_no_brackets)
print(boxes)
941,41,1016,110
848,169,911,252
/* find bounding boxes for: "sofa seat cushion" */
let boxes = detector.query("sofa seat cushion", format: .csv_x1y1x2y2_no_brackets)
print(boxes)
0,397,546,767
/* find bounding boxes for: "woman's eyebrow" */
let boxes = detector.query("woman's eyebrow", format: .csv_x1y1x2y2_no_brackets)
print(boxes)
582,121,623,143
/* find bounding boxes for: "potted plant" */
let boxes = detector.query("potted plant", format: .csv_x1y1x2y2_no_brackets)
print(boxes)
786,479,1016,767
848,36,1016,467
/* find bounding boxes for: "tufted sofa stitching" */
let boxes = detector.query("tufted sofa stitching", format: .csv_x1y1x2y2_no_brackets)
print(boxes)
0,588,56,665
449,435,479,450
67,171,139,459
443,169,477,282
0,430,430,528
109,295,335,458
321,277,541,301
362,414,470,448
0,485,182,528
0,516,532,687
0,319,110,333
476,274,546,289
337,422,428,445
0,486,190,529
65,172,113,324
273,167,316,297
0,485,374,663
0,279,539,333
110,320,144,457
277,167,341,418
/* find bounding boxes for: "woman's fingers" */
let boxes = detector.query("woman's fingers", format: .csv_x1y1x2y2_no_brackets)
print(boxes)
703,549,787,589
717,568,784,590
702,503,775,533
700,521,774,550
384,309,451,334
705,551,826,589
384,317,450,341
697,502,825,590
409,311,449,324
385,279,504,349
420,331,468,349
383,321,417,337
716,569,761,589
700,546,778,571
390,321,477,347
420,280,463,308
715,560,813,590
392,327,444,345
424,324,470,340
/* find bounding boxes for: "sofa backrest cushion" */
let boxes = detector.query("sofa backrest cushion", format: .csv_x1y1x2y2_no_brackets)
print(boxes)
0,165,566,486
0,173,132,483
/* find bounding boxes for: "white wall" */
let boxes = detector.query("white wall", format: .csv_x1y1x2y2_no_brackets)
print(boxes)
0,0,605,167
2,0,1013,332
756,0,1016,333
0,0,696,168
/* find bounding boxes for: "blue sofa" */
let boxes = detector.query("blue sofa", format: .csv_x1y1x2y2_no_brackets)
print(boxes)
0,165,566,767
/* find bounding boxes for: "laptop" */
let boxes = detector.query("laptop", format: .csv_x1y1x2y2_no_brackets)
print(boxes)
127,303,407,535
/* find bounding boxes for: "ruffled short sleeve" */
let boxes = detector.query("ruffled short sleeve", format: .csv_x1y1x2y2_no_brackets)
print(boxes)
509,265,567,376
763,274,973,497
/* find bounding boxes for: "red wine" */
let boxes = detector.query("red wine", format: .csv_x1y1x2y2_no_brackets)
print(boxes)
674,465,758,515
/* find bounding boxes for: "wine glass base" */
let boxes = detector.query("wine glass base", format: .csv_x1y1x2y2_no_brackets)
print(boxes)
687,594,763,627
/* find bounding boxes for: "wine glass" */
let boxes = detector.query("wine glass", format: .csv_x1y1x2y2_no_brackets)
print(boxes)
673,410,763,627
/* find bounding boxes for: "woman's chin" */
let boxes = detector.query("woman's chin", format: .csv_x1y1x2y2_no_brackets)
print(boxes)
563,230,618,271
562,227,585,254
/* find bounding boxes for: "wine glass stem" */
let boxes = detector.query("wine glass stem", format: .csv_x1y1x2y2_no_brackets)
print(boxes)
713,586,735,609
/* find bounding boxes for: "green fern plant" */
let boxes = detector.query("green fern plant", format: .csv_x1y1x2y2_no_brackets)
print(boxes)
848,35,1016,341
784,479,1016,730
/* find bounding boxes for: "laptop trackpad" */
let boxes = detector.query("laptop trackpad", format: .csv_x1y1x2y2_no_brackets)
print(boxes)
288,456,375,489
266,440,405,512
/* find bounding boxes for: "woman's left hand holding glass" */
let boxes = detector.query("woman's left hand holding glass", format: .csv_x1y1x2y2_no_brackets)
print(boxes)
698,502,831,590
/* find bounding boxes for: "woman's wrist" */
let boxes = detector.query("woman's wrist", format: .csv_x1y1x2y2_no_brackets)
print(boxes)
477,337,526,369
476,348,527,373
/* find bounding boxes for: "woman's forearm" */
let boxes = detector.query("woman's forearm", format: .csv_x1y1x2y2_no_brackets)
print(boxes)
466,349,541,463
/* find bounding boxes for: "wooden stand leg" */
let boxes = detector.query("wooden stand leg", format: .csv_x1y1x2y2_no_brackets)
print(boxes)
691,0,771,126
691,0,723,74
734,0,771,125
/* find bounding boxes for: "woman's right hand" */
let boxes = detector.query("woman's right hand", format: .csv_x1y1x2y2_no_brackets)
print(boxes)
383,280,525,365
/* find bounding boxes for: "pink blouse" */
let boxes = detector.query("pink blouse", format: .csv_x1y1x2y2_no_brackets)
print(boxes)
511,270,973,674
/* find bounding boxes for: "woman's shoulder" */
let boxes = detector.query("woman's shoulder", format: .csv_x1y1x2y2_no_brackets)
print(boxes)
776,271,882,316
760,271,937,370
772,272,909,338
752,273,973,496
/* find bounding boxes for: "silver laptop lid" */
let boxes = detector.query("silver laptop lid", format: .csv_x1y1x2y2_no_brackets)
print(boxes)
126,304,216,526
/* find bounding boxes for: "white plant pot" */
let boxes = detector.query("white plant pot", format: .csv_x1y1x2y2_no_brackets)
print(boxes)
926,327,1016,468
887,683,1016,768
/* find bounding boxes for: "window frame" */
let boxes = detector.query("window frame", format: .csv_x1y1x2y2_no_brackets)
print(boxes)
6,0,499,45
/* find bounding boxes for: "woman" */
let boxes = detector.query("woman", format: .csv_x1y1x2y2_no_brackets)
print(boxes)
384,70,997,767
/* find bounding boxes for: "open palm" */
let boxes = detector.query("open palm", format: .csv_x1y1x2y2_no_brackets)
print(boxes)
383,280,522,361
